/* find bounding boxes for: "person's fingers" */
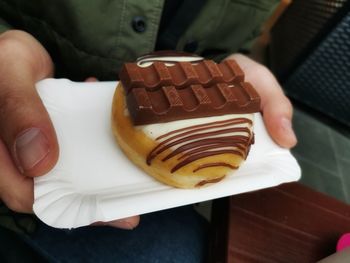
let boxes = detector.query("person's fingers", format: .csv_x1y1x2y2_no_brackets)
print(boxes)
0,79,59,177
0,139,33,213
92,215,140,230
245,63,297,148
105,215,140,229
85,77,98,82
226,54,297,148
260,89,297,148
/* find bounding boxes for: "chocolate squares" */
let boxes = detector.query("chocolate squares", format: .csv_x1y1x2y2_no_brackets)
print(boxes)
119,59,260,125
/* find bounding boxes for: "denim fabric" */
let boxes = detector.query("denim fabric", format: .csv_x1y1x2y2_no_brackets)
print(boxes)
23,206,208,263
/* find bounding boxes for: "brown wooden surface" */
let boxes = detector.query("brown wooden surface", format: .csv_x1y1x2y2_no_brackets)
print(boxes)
209,182,350,263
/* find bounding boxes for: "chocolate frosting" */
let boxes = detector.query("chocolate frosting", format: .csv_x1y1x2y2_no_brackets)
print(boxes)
146,117,253,173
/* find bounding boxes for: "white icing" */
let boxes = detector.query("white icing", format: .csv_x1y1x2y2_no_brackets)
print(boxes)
136,56,204,67
136,113,254,140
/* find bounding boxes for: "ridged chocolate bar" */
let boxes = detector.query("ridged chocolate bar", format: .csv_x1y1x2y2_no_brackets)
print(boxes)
119,59,260,125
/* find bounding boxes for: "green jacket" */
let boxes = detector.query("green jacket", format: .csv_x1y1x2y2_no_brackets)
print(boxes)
0,0,278,233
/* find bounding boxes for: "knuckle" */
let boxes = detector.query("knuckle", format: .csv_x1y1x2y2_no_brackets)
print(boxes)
254,64,272,78
246,63,274,86
0,36,17,51
0,34,26,58
0,90,22,113
0,90,23,126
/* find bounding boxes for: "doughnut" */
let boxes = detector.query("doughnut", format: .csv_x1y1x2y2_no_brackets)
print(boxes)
111,52,260,188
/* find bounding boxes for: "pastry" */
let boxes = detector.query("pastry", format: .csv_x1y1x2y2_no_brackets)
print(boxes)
112,52,260,188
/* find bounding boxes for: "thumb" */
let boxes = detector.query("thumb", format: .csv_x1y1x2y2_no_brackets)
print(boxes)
0,81,59,177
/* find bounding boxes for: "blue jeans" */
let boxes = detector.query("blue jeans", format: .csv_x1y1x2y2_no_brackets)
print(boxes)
23,206,208,263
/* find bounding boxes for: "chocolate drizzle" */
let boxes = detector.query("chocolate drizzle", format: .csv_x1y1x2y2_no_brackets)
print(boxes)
193,163,238,173
195,176,226,187
146,117,254,173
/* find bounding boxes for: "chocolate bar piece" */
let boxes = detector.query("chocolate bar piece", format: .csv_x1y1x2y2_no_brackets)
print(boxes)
119,59,260,125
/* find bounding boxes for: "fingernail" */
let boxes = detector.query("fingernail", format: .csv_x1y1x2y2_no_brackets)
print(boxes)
14,128,50,172
281,117,297,145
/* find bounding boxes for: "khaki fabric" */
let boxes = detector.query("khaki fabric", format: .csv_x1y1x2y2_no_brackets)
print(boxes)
0,0,278,234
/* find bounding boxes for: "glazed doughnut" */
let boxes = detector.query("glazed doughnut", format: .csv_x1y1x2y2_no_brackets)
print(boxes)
112,52,260,188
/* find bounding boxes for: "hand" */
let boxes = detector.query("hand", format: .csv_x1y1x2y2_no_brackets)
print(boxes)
225,54,297,148
0,30,139,229
0,30,56,213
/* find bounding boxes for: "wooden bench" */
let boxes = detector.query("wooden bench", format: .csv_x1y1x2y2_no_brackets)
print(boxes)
208,182,350,262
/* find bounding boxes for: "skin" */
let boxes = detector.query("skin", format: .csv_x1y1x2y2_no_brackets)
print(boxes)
0,30,296,230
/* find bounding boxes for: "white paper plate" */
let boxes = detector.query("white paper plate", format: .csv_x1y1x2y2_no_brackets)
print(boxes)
33,79,301,229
